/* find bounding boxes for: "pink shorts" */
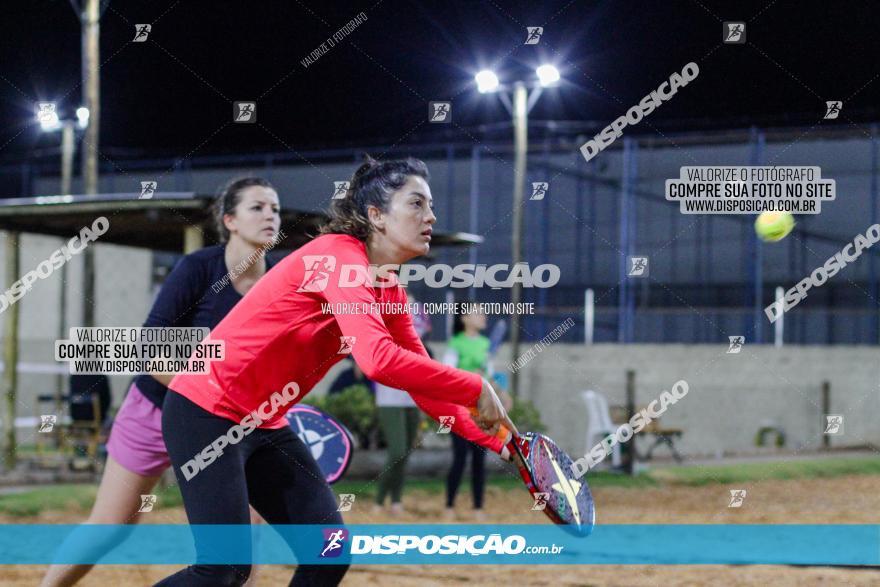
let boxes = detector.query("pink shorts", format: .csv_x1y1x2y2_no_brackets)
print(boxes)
106,382,171,477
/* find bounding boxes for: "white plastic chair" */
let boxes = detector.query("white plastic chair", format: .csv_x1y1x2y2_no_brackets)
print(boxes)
580,390,622,468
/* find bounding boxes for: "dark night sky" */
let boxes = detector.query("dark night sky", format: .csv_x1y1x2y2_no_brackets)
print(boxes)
2,0,878,162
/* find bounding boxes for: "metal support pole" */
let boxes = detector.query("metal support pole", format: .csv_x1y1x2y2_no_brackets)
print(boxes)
871,124,879,342
618,139,635,343
81,0,100,195
509,82,528,398
60,122,75,195
821,381,830,449
774,286,784,347
584,288,594,344
468,146,480,302
624,369,636,475
588,159,596,284
532,167,559,332
575,162,584,285
57,124,75,422
618,177,628,341
626,140,638,342
2,232,20,471
446,145,455,232
80,0,101,329
445,290,455,340
539,140,550,334
750,128,765,342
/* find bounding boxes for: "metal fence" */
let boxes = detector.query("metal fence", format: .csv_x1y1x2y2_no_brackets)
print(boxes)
7,123,880,345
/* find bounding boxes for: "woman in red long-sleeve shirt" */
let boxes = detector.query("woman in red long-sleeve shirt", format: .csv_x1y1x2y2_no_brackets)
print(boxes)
155,156,515,587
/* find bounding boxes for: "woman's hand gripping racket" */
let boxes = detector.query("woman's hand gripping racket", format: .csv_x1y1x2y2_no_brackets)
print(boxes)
473,380,596,536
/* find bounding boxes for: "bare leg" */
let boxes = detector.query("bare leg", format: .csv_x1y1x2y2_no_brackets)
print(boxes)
39,456,161,587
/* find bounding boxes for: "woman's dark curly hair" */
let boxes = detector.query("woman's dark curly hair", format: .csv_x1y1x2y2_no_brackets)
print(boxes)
320,155,430,241
212,176,276,243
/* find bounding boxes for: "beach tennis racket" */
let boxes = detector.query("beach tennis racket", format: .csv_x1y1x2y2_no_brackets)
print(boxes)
286,405,353,484
471,407,596,536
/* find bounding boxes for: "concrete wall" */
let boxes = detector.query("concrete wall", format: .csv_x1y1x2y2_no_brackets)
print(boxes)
0,232,153,422
0,230,877,461
311,341,880,463
509,342,880,460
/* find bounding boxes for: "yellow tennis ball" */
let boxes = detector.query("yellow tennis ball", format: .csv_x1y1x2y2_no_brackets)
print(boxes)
754,211,795,242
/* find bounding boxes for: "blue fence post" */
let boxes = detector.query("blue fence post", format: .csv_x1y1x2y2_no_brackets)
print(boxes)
575,155,584,283
575,154,584,339
588,159,596,285
446,145,455,231
618,144,629,343
695,175,703,342
618,138,636,343
753,129,765,343
627,140,639,342
871,124,879,343
468,146,480,303
705,211,713,340
588,158,597,339
744,127,765,343
539,139,550,335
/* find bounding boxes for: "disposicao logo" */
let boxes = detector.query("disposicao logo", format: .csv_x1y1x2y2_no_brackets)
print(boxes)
320,528,349,558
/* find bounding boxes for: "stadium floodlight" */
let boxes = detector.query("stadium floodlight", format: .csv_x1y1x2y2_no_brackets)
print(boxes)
475,69,500,93
474,63,564,398
36,105,89,194
76,107,90,129
536,64,560,87
38,110,61,132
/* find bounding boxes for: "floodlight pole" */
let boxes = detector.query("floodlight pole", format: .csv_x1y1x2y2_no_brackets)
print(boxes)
60,122,75,195
80,0,101,327
2,233,20,470
489,80,546,398
510,82,528,398
57,121,76,424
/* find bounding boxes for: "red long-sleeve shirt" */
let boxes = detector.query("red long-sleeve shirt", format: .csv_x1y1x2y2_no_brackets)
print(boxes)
169,233,504,454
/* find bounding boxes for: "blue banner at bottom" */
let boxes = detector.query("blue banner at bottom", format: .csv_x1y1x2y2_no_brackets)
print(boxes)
0,524,877,565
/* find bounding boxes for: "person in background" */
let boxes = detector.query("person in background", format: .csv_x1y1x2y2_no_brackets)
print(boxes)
40,177,281,587
443,305,511,520
327,357,372,396
373,293,430,516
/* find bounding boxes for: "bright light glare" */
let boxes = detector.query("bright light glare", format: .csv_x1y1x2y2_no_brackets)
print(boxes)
76,107,89,129
38,111,60,132
475,69,500,93
536,64,560,86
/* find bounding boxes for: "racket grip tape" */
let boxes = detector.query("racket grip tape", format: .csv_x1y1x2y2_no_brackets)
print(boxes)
468,407,512,442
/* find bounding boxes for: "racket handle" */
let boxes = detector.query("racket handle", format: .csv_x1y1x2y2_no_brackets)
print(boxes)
468,407,513,442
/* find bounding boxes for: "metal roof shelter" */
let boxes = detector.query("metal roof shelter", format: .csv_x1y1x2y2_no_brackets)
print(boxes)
0,192,484,252
0,191,482,467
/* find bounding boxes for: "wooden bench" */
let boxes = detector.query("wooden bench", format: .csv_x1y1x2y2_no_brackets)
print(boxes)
610,405,684,463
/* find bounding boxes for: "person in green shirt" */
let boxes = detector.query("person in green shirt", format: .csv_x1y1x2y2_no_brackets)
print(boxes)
443,305,509,520
373,293,430,516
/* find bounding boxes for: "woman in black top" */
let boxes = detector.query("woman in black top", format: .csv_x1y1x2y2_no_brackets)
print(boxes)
41,177,281,587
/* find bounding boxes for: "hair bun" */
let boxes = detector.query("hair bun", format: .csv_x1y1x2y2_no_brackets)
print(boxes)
320,156,429,242
351,155,380,186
